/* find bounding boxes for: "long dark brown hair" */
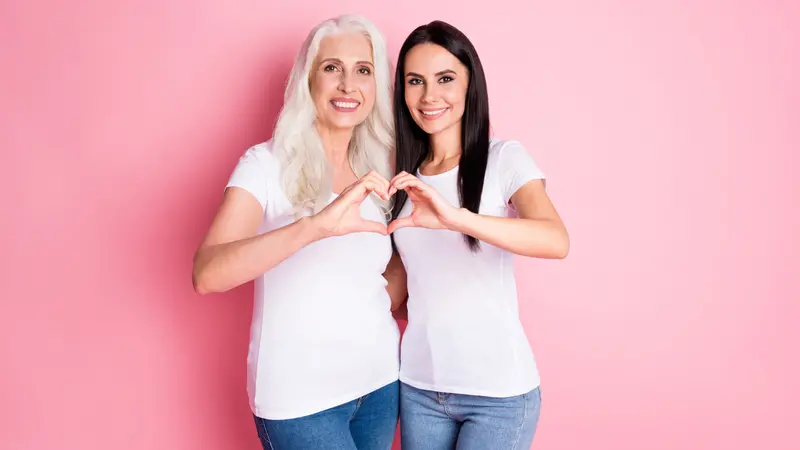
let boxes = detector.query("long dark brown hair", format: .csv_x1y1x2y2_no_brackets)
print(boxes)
391,20,491,251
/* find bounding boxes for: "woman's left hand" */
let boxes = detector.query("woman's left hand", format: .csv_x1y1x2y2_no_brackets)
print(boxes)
388,172,462,233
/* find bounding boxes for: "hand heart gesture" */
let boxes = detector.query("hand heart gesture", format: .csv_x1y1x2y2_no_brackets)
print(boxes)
388,172,460,233
313,171,391,237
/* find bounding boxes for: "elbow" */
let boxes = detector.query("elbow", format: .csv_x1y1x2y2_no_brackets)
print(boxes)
192,253,218,295
193,268,231,295
553,239,570,259
192,267,212,295
555,231,570,259
192,274,210,295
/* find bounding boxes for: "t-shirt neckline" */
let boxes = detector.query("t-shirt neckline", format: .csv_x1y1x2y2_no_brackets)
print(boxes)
417,165,459,178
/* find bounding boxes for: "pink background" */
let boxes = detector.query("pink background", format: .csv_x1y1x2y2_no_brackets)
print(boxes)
2,0,798,449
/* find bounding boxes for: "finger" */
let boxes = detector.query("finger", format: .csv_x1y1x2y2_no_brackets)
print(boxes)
388,217,415,234
393,177,428,193
350,180,387,202
389,174,416,197
355,173,389,201
363,172,391,200
369,182,390,201
404,185,426,202
365,170,391,186
388,177,408,197
362,170,390,188
354,219,388,235
390,171,410,185
389,173,418,192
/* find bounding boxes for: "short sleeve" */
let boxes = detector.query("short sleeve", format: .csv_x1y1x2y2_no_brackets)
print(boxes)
496,140,546,204
225,144,272,210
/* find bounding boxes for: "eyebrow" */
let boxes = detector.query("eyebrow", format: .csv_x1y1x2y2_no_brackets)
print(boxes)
406,69,457,78
319,58,374,67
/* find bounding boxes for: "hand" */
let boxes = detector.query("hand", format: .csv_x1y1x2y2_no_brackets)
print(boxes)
312,171,391,237
388,172,462,233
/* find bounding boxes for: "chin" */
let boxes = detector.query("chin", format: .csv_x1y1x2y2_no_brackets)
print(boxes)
323,115,365,130
333,119,365,130
414,121,444,136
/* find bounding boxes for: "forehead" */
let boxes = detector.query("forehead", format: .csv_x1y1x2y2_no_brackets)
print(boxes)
316,32,374,63
404,43,462,73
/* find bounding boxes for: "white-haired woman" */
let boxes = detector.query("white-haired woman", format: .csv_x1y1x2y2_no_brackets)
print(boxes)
192,15,406,450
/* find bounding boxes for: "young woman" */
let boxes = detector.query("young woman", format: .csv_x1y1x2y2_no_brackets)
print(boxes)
192,15,406,450
388,21,570,449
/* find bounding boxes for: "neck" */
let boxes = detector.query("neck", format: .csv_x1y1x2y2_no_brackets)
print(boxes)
317,123,353,169
428,122,462,164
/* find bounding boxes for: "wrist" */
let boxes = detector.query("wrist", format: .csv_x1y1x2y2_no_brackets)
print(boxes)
299,215,328,242
446,207,475,233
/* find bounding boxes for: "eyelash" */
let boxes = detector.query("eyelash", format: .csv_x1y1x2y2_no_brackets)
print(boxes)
408,76,454,85
323,64,371,75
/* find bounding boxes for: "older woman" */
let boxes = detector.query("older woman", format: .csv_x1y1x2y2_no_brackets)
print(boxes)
192,14,405,450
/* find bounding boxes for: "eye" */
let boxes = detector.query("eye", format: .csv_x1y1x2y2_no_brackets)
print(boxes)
323,64,339,72
357,67,372,75
439,76,454,83
407,78,423,86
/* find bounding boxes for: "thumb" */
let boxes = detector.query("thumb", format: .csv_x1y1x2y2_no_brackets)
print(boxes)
354,219,388,235
388,217,415,234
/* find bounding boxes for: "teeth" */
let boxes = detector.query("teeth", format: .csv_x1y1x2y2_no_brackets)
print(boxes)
422,108,447,116
332,101,359,108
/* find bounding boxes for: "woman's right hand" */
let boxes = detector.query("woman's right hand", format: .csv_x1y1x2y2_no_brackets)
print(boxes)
311,171,391,238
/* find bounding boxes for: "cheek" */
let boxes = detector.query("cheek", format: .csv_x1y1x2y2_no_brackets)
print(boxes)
443,87,466,106
405,88,419,110
310,75,334,102
360,79,376,104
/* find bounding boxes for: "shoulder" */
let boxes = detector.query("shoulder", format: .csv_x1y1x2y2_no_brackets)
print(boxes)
226,139,284,208
236,139,280,168
487,138,534,167
486,137,546,202
230,139,286,180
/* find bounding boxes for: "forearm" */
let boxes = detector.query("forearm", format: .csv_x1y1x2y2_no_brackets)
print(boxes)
449,210,569,259
193,217,323,294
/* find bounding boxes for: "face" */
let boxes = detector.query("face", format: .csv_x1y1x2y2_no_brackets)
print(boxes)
403,43,469,136
310,32,376,132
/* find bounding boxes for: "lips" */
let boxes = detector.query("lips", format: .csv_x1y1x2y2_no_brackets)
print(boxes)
331,98,360,112
419,107,449,120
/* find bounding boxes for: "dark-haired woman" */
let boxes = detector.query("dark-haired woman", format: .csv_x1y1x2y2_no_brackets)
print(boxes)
387,20,570,450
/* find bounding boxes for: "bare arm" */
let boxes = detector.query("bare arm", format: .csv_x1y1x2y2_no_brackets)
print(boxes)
449,179,569,259
389,175,569,259
192,188,324,294
193,172,392,294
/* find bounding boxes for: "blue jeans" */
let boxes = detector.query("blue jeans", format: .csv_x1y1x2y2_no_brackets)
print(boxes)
399,382,541,450
253,381,399,450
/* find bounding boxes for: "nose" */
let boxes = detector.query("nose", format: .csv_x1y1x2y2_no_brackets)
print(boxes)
338,72,355,93
421,83,438,103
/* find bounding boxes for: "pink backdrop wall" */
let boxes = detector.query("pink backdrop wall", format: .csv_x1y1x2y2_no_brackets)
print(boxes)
2,1,798,449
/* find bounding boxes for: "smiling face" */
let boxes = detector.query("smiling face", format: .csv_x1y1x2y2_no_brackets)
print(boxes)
309,32,376,132
403,42,470,137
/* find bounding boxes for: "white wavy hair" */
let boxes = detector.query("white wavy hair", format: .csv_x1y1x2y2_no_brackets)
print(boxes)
271,14,394,217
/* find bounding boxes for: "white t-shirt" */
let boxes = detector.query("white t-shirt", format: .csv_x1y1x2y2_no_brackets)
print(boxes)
225,140,400,420
393,139,546,398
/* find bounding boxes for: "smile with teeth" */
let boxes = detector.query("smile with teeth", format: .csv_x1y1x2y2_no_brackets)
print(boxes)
331,100,359,108
420,107,449,119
